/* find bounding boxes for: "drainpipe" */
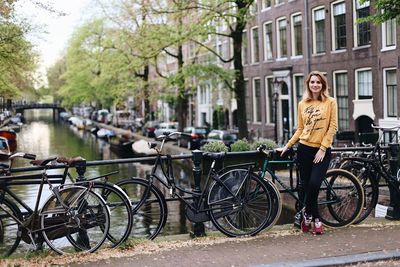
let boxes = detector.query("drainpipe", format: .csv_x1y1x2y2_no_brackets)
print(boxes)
304,0,311,74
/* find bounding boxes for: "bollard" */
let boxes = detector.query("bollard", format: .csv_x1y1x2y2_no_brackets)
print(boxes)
191,150,206,237
385,143,400,220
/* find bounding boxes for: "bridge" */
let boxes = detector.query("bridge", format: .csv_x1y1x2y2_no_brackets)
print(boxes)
11,102,66,120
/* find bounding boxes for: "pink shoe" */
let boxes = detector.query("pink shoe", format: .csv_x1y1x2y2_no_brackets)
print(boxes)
301,211,312,233
312,218,323,235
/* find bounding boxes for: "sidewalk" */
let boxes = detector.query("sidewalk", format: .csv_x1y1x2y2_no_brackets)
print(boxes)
57,218,400,267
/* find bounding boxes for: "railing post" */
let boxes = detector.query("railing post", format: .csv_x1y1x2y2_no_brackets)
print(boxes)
191,150,205,237
386,143,400,220
75,159,87,182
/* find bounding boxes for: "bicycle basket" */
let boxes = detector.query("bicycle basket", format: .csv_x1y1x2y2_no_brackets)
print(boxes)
208,169,247,205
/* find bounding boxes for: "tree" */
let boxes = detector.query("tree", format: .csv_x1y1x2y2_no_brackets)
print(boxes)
360,0,400,24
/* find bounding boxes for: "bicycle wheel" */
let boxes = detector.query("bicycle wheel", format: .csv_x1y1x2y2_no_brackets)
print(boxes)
317,169,364,228
0,197,22,257
208,169,274,237
41,186,110,254
261,178,282,231
340,160,379,224
116,178,167,240
72,182,133,248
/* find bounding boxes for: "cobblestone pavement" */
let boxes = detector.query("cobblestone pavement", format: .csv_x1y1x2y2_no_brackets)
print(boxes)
66,218,400,267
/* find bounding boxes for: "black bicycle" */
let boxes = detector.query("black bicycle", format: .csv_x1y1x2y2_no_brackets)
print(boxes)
0,152,110,256
257,145,365,228
338,124,400,224
115,132,280,239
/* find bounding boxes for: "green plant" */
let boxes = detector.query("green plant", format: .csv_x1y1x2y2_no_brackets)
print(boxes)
201,141,229,152
251,139,278,150
230,138,251,152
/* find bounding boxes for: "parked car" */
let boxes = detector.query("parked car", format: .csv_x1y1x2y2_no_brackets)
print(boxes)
178,126,208,150
141,120,159,138
154,122,179,139
112,111,135,128
201,130,238,149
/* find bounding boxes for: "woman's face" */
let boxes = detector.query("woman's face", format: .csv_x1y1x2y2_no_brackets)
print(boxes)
309,75,323,97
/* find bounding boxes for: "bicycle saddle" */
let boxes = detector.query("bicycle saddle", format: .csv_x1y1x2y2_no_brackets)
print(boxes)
56,156,86,166
30,156,58,166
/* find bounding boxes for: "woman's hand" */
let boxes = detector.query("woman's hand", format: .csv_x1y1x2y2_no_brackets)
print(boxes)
313,149,326,164
276,145,289,157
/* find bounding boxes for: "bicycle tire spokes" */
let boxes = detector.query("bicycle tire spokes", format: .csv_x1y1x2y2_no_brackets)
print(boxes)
209,170,273,237
317,169,364,228
40,187,110,254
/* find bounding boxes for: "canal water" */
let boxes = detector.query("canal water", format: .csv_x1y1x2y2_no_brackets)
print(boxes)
15,109,195,238
14,110,295,243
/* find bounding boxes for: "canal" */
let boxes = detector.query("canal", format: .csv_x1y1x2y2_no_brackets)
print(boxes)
14,110,295,244
15,109,196,239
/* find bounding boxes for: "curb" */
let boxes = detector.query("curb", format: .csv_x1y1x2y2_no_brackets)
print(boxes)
254,249,400,267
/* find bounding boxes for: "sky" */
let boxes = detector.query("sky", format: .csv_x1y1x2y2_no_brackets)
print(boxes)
16,0,97,86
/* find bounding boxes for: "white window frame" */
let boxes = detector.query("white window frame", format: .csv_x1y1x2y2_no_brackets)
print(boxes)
333,70,350,131
261,0,272,11
382,18,396,51
383,67,397,118
353,0,371,48
312,6,326,55
265,76,274,124
292,73,304,125
331,0,346,52
276,17,287,59
242,30,248,65
355,67,373,100
250,26,260,64
291,12,303,58
263,21,274,61
252,77,262,123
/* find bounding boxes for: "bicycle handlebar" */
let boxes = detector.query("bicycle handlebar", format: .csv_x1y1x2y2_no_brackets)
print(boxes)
371,123,400,131
9,152,37,160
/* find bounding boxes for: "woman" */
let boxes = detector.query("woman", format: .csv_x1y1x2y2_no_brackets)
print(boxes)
276,71,337,235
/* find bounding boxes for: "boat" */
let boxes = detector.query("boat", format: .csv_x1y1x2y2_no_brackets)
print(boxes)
0,136,11,161
0,129,17,152
96,128,116,140
131,139,157,156
109,134,134,157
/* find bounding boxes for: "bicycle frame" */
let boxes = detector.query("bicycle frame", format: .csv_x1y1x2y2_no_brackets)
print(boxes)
259,157,341,208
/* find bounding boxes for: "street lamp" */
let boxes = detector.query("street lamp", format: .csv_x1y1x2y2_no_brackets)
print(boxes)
272,78,282,143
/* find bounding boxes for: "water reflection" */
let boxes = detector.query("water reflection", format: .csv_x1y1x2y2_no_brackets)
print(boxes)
15,110,194,237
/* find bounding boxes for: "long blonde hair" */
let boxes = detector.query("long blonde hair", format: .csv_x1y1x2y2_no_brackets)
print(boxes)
302,71,330,102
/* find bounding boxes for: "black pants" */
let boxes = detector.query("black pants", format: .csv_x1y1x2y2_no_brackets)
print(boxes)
296,143,331,219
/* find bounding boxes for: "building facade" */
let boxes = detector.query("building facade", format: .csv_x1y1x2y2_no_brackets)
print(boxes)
241,0,399,144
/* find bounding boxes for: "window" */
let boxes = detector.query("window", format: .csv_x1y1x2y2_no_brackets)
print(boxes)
291,14,302,56
245,80,252,121
253,78,262,122
294,75,304,106
332,1,346,50
242,30,248,65
354,0,371,47
265,77,274,123
382,18,396,49
251,27,260,63
250,1,258,15
276,0,285,5
313,7,325,54
264,22,273,60
384,69,397,117
334,72,349,130
277,18,287,58
262,0,272,9
356,69,372,99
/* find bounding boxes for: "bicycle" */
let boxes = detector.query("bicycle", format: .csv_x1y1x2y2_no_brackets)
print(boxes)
338,124,400,224
115,132,280,239
55,156,133,248
257,145,364,228
0,152,111,256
